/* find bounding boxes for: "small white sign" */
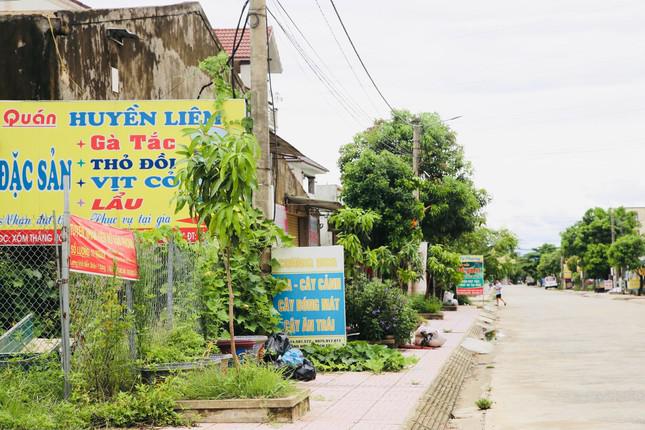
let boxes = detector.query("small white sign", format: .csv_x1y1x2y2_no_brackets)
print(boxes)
111,67,119,93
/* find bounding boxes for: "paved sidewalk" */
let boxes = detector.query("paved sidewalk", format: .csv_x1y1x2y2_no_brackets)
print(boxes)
178,307,480,430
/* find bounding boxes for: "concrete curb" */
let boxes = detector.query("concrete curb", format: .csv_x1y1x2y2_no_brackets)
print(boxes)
405,316,485,430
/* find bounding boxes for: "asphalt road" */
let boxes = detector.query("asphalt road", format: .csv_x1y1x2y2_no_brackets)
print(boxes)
487,285,645,430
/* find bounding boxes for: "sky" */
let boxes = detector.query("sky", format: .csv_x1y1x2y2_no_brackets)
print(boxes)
87,0,645,251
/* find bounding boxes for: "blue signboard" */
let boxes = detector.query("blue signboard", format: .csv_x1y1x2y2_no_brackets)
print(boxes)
272,246,346,346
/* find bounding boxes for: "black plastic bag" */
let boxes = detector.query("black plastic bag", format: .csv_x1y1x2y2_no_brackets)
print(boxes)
263,333,291,363
292,358,316,381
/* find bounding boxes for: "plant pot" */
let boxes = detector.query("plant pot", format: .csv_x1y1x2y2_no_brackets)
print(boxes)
442,304,458,311
139,354,232,384
418,312,444,320
216,335,267,357
176,389,310,423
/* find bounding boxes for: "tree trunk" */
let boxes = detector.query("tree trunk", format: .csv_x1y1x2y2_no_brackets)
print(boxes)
224,248,240,370
424,272,432,299
639,275,644,297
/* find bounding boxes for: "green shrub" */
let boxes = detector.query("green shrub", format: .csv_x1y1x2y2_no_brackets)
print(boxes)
409,294,442,314
142,326,215,364
0,356,182,430
346,275,419,344
70,275,136,401
89,384,182,428
457,295,471,305
301,341,418,373
172,361,295,400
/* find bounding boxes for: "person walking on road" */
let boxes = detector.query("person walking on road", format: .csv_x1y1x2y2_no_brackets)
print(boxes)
494,280,507,306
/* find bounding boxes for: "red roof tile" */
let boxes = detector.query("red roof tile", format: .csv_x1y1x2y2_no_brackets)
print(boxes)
214,27,272,60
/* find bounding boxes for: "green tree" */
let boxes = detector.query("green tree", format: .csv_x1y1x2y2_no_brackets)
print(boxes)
421,177,488,244
518,243,557,281
176,53,287,368
608,234,645,295
339,110,470,180
582,243,610,280
537,248,561,279
453,227,519,281
340,149,423,249
339,110,487,246
426,244,464,298
561,207,639,282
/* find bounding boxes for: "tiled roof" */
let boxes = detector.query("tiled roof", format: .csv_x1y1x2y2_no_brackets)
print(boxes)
214,27,273,60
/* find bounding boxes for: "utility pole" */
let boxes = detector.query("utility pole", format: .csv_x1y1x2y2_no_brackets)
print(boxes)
412,120,420,200
250,0,272,218
610,208,618,289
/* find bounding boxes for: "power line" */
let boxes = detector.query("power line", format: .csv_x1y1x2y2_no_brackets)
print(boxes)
229,0,250,98
313,0,381,115
268,2,371,123
272,0,375,120
267,6,368,126
328,0,395,112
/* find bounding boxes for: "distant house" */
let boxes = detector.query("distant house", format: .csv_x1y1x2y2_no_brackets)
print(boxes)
315,185,342,246
213,27,282,89
214,26,339,246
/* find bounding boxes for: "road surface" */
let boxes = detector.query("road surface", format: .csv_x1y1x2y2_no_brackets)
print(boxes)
486,285,645,430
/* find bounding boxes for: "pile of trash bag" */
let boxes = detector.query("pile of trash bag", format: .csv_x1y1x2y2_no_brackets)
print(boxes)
443,291,458,306
413,323,447,347
263,333,316,381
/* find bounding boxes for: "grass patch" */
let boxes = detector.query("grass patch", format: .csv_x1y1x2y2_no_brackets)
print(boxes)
0,357,183,430
475,398,493,410
302,341,418,373
409,294,442,314
172,361,296,400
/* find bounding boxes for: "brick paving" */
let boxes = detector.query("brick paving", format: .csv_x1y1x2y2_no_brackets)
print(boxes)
166,307,480,430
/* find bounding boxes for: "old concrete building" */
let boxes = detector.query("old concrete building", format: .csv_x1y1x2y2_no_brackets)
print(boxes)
0,3,227,101
0,0,88,13
0,2,336,246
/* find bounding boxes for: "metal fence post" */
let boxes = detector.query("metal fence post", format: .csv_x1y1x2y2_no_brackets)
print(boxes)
125,281,137,360
167,237,174,329
59,175,72,399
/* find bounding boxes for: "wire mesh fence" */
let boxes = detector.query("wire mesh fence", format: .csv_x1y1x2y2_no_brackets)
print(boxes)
0,244,61,363
0,236,202,376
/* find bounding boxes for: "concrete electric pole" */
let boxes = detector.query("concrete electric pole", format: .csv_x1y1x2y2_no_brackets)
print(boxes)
249,0,272,218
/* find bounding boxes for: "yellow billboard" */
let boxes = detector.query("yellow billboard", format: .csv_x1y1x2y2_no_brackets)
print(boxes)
0,99,245,244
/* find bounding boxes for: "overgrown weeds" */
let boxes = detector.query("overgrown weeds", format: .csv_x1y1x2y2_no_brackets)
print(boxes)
475,398,492,410
172,361,295,400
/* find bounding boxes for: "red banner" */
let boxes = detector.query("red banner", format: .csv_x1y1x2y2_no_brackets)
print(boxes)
457,287,484,296
69,215,138,280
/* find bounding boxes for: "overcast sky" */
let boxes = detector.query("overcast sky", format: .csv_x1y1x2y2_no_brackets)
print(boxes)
87,0,645,251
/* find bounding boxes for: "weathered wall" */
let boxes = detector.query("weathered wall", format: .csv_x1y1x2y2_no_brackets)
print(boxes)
0,2,221,101
0,15,58,100
275,158,308,206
